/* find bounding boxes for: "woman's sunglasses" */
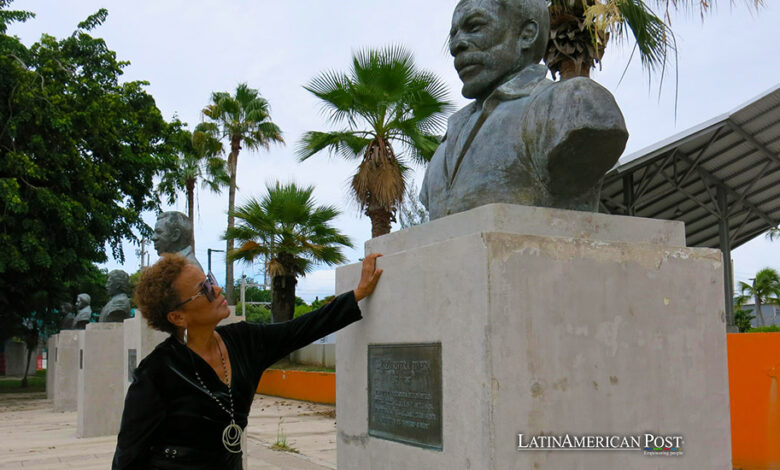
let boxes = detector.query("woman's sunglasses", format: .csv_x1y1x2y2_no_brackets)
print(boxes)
174,271,219,309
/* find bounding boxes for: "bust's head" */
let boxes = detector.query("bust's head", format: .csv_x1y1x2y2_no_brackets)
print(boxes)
60,301,74,315
152,211,193,255
76,293,91,309
106,270,131,297
449,0,549,101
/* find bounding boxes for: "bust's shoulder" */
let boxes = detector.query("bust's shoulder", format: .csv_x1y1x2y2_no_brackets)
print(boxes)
533,77,618,108
523,77,624,129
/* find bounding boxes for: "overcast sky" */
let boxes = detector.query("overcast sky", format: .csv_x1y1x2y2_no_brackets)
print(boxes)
9,0,780,302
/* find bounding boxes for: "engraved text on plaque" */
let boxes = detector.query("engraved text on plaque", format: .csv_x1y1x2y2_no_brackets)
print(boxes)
368,343,442,450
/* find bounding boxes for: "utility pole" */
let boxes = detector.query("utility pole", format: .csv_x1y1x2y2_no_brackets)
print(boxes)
136,238,149,268
207,248,225,274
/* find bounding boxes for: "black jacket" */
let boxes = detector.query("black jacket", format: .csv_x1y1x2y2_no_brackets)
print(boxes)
111,291,361,469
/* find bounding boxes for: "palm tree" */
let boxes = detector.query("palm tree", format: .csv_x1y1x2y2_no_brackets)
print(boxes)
225,182,353,323
545,0,764,81
203,83,284,303
298,45,451,238
733,294,755,332
738,268,780,327
157,123,229,251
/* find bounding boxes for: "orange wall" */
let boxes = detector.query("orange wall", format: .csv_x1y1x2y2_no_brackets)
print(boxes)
728,333,780,470
257,369,336,405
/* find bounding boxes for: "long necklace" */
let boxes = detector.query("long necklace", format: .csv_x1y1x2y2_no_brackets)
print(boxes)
192,337,243,454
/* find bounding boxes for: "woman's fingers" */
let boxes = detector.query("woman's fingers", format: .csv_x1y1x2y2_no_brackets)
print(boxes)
354,253,383,301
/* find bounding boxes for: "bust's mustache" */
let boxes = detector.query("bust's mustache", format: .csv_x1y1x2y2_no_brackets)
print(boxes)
454,53,485,73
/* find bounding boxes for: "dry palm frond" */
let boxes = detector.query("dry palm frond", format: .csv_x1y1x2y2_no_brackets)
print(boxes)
267,258,286,278
351,137,405,212
545,0,608,79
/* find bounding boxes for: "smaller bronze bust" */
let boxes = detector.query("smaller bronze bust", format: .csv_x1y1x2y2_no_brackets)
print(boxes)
99,269,132,322
59,302,76,330
74,293,92,330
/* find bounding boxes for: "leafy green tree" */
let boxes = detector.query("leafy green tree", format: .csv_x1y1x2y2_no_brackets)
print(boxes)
734,294,755,333
0,4,176,361
294,304,315,319
545,0,763,81
237,302,272,324
738,268,780,327
226,182,353,323
298,45,450,238
233,278,272,302
157,122,229,251
202,83,284,303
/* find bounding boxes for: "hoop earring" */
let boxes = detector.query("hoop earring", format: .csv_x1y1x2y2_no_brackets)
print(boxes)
183,327,188,345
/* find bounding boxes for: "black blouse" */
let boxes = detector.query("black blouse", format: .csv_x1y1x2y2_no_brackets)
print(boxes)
111,291,361,470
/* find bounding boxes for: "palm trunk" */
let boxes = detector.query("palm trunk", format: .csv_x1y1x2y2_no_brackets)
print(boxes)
270,254,297,323
225,138,241,304
271,274,297,323
186,178,196,252
366,204,393,238
559,60,591,79
756,296,765,327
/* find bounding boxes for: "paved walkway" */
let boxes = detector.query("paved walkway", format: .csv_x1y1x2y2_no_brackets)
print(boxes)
0,392,337,469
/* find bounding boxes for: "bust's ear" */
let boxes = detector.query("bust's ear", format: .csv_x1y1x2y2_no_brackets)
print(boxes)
517,20,539,49
170,227,182,242
167,310,187,329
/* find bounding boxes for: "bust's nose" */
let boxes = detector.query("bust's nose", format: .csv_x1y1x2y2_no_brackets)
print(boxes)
449,33,470,57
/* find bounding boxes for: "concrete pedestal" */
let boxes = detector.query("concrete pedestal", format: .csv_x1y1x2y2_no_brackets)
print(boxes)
335,204,731,469
122,315,168,393
53,331,81,412
46,334,57,400
77,323,124,437
2,339,39,376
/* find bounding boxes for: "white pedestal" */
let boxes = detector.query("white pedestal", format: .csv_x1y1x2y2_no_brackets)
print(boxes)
53,331,80,412
77,323,124,437
335,204,731,469
3,339,39,376
123,314,168,394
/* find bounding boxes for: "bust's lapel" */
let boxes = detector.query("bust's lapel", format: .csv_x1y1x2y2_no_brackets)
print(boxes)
447,64,550,188
443,103,476,184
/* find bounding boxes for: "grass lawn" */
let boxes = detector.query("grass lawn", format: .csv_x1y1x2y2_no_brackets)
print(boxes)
0,369,46,394
267,359,334,373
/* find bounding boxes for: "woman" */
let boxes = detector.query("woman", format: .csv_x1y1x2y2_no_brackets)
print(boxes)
112,252,383,469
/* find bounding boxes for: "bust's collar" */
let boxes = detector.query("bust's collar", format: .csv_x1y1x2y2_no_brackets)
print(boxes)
490,63,549,102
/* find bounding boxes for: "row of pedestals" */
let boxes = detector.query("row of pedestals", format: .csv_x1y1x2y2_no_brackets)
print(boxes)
47,311,242,438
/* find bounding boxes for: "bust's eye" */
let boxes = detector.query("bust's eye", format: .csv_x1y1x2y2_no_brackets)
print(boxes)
464,20,485,33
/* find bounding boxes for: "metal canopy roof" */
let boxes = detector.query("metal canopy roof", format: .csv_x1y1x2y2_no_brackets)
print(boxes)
600,84,780,251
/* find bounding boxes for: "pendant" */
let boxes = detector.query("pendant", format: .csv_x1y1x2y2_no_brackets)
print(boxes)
222,419,243,453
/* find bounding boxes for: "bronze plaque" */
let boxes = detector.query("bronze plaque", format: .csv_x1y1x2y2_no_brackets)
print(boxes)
368,343,442,450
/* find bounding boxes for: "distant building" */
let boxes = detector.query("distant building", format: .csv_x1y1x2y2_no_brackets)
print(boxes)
741,304,780,328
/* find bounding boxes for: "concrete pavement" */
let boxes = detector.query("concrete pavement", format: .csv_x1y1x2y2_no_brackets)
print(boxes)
0,392,337,469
